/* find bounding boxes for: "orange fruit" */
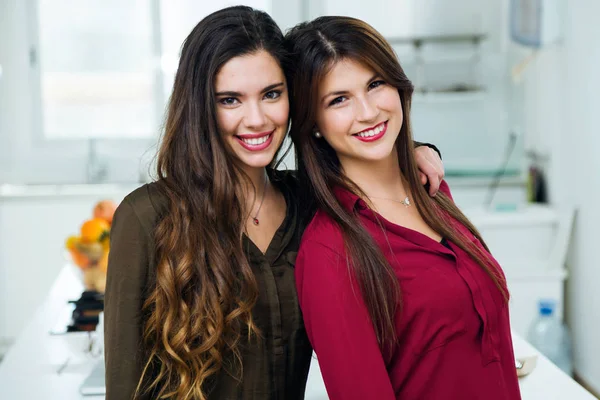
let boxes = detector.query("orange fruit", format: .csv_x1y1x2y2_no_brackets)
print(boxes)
80,218,110,243
69,248,91,269
93,200,117,225
65,235,80,250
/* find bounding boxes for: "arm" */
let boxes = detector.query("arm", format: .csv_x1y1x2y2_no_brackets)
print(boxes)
413,141,444,197
104,199,153,400
295,240,396,400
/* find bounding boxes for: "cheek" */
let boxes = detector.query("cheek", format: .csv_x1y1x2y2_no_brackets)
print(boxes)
382,90,403,120
272,100,290,127
216,108,237,135
318,108,354,138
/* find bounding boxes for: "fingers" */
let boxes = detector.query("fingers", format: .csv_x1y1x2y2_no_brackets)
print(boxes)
428,172,441,197
415,146,445,196
430,148,445,180
415,147,440,196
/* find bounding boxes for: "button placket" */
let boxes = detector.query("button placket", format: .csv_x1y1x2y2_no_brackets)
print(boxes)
456,257,501,364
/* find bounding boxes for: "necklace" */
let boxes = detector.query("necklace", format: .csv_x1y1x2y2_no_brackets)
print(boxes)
252,174,268,226
369,195,411,207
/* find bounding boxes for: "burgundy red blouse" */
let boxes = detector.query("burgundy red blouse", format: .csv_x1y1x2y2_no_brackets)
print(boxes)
295,181,521,399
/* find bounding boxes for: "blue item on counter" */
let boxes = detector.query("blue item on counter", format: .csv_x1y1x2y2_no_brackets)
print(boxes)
527,299,573,376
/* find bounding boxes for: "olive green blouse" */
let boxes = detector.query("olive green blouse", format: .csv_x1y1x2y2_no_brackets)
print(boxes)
104,169,313,400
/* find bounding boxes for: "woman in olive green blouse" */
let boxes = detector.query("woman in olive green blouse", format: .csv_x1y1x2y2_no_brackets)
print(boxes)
104,6,444,400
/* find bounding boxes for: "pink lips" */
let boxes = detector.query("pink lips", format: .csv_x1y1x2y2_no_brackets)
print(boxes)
236,130,274,151
354,121,387,143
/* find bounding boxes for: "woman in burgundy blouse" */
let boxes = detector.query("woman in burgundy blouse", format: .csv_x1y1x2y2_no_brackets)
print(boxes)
284,16,522,400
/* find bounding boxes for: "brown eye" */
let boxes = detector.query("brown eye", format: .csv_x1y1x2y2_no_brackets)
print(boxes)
264,90,281,100
219,97,239,106
329,96,347,107
368,80,386,90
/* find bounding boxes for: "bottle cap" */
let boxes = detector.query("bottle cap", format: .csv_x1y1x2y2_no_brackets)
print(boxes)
538,299,555,316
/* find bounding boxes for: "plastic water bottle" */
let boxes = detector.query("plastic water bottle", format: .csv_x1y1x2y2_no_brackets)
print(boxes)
527,299,573,376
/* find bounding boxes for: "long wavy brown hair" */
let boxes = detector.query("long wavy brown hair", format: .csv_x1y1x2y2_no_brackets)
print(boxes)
285,16,509,352
135,7,291,399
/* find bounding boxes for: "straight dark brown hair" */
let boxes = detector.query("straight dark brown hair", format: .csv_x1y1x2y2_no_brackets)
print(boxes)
285,16,508,351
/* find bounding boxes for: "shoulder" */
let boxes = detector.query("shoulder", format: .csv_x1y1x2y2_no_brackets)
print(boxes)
115,182,168,236
295,211,358,300
122,181,167,213
438,179,454,201
108,183,169,286
299,209,345,257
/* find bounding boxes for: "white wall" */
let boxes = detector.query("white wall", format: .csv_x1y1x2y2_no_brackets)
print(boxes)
521,0,600,392
562,1,600,392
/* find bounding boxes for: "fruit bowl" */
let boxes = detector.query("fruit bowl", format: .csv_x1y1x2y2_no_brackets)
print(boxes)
65,200,117,293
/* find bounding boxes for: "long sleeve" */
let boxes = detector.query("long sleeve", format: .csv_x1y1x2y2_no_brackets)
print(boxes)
104,198,153,400
295,240,396,400
413,140,442,160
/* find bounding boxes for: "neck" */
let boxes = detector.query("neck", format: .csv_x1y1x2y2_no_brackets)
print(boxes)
340,150,407,198
236,165,269,215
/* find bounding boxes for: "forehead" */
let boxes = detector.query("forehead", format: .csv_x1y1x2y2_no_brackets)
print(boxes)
320,58,375,92
215,49,285,92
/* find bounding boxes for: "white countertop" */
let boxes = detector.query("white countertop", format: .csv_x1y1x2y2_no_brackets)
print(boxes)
0,266,596,400
0,266,103,399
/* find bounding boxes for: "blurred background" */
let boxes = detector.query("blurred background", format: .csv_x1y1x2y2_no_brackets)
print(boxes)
0,0,598,398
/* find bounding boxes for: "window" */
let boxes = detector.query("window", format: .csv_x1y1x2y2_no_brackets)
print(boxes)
37,0,160,139
35,0,271,140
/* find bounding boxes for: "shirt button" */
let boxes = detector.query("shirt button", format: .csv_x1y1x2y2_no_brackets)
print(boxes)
356,200,367,211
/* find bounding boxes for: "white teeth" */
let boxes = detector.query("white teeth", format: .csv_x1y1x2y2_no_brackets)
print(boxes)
356,124,384,138
241,135,269,146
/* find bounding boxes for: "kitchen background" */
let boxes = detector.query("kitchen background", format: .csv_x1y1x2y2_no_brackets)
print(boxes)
0,0,599,398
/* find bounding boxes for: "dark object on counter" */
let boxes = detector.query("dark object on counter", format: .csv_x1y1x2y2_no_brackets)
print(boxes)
528,165,548,203
67,290,104,332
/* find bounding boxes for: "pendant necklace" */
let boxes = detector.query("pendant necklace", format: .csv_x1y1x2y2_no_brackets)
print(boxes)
369,195,412,207
252,174,268,226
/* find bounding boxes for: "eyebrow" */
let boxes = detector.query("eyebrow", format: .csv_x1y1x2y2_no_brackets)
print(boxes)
321,73,381,105
215,82,284,97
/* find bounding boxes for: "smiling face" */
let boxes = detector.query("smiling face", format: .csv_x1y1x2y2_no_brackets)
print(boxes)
215,49,289,172
314,58,403,170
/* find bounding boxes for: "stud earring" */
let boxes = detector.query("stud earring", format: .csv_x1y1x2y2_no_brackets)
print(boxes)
314,131,322,138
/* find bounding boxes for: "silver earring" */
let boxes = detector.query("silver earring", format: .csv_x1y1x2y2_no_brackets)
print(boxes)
314,131,322,138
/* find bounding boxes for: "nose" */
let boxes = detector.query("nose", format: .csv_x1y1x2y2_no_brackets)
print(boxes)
355,96,379,123
244,101,268,130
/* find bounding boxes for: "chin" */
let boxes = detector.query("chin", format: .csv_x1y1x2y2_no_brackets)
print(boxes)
353,143,397,162
236,153,277,169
